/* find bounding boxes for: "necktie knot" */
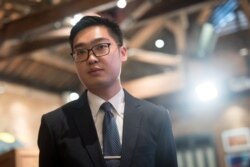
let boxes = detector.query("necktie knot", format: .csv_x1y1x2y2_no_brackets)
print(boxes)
100,102,113,114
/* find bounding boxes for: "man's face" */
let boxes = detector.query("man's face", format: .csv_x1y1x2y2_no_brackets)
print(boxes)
72,25,127,92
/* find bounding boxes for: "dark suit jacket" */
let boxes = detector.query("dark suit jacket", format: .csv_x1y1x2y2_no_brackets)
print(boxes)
38,90,178,167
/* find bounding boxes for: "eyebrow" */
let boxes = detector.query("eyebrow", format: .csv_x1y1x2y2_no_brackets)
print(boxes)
73,38,110,49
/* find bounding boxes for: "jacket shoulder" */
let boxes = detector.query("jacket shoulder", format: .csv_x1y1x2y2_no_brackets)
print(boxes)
41,99,78,126
125,90,168,115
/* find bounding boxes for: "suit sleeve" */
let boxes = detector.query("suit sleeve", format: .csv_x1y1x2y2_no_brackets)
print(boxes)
155,109,178,167
38,115,60,167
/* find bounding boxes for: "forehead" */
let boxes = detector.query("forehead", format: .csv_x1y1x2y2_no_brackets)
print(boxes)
73,26,115,47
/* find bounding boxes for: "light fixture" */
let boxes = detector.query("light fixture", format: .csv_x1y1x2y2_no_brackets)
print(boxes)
69,92,79,101
69,14,84,26
62,91,80,103
195,82,218,102
155,39,165,48
117,0,127,9
239,48,249,56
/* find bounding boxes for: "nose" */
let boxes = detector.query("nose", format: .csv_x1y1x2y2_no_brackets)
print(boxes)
87,50,98,64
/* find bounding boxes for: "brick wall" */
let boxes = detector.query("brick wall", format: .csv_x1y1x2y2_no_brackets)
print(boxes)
0,81,63,148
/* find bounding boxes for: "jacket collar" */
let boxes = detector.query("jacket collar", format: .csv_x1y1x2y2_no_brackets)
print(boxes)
63,91,106,167
120,90,143,167
62,90,143,167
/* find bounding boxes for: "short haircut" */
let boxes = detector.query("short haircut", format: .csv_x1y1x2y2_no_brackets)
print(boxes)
69,15,123,51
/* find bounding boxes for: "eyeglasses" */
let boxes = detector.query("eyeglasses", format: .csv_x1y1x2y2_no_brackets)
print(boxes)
71,43,111,62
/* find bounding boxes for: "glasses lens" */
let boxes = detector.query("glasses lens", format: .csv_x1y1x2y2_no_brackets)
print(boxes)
73,49,88,62
72,43,111,62
93,43,110,56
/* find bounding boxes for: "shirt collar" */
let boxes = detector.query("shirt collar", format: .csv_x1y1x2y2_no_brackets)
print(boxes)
109,89,124,116
87,89,125,117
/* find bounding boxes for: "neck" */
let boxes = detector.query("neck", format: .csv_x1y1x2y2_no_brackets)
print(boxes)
88,84,122,101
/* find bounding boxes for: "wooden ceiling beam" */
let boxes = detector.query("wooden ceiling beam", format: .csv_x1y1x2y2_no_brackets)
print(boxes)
34,27,71,40
29,50,75,73
239,0,250,23
0,37,68,61
137,0,210,21
6,0,48,6
121,0,152,30
128,48,181,66
122,71,183,99
128,17,165,48
103,0,144,24
128,0,152,19
124,1,215,35
197,6,213,25
164,15,188,55
0,0,115,41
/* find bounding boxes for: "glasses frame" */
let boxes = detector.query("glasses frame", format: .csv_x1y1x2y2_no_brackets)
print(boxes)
71,43,112,62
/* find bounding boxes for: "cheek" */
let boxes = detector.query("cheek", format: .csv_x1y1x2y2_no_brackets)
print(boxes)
110,59,122,77
75,66,86,79
109,55,121,71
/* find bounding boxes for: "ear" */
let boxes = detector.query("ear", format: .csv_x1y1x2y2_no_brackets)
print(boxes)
120,46,128,62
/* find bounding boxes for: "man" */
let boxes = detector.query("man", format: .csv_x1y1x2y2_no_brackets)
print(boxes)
38,15,178,167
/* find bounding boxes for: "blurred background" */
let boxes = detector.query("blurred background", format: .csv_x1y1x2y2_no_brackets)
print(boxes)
0,0,250,166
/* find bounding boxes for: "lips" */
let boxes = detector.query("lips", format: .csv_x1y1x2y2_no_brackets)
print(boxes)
88,67,103,74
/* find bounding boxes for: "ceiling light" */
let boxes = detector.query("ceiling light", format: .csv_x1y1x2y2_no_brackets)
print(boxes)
117,0,127,9
195,82,218,101
70,14,84,26
69,92,79,101
62,92,80,103
155,39,165,48
239,48,249,56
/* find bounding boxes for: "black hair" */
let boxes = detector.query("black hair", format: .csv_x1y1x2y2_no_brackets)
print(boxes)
69,15,123,51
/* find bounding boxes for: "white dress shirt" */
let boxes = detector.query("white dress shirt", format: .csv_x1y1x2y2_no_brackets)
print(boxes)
87,89,125,149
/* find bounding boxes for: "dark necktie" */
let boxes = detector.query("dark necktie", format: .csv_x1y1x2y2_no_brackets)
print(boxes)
101,102,121,167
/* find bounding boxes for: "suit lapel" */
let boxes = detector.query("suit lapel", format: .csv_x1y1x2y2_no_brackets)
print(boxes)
64,91,105,167
120,91,143,167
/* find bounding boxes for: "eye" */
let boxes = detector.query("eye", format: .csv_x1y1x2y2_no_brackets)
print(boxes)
95,43,108,51
76,49,87,55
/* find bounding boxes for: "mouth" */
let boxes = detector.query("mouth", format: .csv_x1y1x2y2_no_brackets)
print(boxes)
88,68,103,74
